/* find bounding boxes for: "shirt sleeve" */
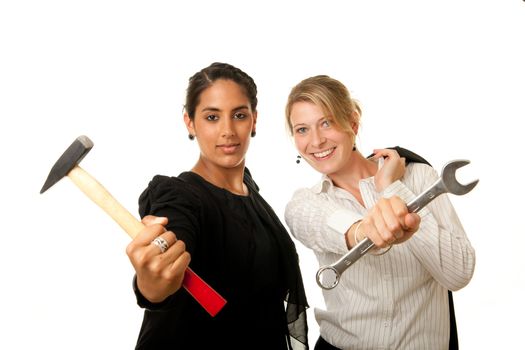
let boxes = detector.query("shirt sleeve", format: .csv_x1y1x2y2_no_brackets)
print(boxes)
285,187,362,255
133,175,201,310
382,163,476,291
138,175,201,255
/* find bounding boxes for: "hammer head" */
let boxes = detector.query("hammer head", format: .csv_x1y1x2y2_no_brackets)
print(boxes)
441,159,479,196
40,135,94,194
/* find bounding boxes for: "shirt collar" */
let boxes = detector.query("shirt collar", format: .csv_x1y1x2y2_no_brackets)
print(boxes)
311,157,384,194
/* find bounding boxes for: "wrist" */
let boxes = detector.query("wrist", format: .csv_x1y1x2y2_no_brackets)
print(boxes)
345,220,363,249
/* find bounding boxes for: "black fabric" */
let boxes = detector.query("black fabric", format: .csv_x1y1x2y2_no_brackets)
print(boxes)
370,146,459,350
133,169,308,349
314,336,341,350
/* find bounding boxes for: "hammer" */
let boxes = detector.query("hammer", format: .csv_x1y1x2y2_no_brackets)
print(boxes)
40,135,226,316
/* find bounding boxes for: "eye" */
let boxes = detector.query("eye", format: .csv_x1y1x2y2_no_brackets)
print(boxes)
321,119,331,128
294,127,307,134
233,112,247,120
206,114,219,121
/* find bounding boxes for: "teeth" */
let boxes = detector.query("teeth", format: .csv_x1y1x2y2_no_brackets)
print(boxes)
314,148,334,158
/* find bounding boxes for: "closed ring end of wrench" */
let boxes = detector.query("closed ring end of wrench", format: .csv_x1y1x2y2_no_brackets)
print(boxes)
316,265,340,290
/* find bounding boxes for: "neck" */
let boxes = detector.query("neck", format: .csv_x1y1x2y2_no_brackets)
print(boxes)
328,152,377,204
191,158,247,196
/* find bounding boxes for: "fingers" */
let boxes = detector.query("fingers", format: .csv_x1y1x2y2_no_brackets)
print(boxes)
126,216,191,302
362,196,416,248
168,250,191,280
377,198,404,241
146,231,178,258
145,239,189,278
373,149,406,192
132,215,169,247
137,224,167,245
126,216,180,266
372,148,402,160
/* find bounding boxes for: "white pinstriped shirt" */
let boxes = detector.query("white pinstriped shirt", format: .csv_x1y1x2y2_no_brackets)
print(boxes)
285,161,475,350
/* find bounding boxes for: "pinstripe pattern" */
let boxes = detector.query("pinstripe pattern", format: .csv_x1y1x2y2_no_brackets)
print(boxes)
285,162,475,350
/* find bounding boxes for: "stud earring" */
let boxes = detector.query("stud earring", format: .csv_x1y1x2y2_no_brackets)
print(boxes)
251,130,256,137
296,155,301,164
188,134,195,140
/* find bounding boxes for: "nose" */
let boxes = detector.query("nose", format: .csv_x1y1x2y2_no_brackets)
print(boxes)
220,118,235,138
310,128,326,148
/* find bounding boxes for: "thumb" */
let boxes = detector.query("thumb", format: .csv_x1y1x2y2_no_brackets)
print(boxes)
142,215,168,226
404,213,421,233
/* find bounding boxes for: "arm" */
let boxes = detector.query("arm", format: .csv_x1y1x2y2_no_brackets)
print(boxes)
286,149,413,255
285,187,362,255
129,175,199,306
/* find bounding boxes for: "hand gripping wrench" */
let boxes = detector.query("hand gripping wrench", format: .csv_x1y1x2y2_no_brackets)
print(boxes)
316,159,479,290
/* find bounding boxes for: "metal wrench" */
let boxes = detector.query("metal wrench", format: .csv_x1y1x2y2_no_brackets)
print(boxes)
316,159,479,290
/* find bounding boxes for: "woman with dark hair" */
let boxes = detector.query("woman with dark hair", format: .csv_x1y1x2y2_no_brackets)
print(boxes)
126,63,309,349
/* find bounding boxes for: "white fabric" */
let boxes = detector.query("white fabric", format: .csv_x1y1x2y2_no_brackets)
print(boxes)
285,162,475,350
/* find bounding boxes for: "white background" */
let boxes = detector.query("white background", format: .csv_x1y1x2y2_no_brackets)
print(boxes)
1,0,524,348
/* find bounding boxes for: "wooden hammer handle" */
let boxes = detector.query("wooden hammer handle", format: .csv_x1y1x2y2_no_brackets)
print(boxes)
68,166,145,237
66,165,226,317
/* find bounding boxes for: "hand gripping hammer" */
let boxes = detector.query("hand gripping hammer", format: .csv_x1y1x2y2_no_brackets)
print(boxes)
316,159,479,290
40,135,226,316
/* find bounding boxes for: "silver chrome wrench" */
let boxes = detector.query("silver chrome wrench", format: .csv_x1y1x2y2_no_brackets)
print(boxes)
316,159,479,290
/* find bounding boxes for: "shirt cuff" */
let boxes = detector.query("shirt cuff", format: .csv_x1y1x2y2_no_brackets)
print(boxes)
326,209,362,234
133,275,173,311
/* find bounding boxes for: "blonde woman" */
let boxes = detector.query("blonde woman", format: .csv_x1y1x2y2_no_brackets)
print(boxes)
284,75,475,350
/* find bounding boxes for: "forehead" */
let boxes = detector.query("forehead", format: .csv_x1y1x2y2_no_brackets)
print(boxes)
290,101,325,124
197,79,250,110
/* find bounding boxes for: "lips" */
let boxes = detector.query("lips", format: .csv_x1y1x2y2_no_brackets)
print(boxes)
312,147,335,159
217,143,240,154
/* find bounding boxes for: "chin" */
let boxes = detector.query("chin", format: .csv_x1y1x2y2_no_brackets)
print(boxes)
220,158,245,169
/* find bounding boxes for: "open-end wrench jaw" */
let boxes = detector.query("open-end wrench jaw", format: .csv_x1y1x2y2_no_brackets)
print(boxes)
442,160,479,195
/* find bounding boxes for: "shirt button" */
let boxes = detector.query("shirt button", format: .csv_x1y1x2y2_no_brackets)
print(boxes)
384,322,391,327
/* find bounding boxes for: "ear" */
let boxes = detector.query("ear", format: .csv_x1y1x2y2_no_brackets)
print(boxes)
252,111,258,133
184,113,195,135
352,122,359,136
351,111,359,135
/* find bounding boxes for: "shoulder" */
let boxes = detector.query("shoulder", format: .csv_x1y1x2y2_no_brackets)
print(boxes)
143,173,197,198
404,162,438,192
138,173,203,217
243,167,260,192
406,161,436,177
287,182,324,208
292,176,328,198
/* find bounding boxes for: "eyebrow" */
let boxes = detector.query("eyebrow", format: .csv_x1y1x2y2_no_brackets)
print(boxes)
291,123,306,129
200,105,250,113
292,116,328,129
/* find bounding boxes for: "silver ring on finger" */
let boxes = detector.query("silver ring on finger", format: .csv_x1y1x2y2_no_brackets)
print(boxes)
151,236,169,253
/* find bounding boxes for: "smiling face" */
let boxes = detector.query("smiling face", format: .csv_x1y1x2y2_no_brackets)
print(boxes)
185,79,257,171
290,101,356,176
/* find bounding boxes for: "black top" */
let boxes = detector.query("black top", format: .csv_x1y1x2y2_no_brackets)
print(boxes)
133,170,308,349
